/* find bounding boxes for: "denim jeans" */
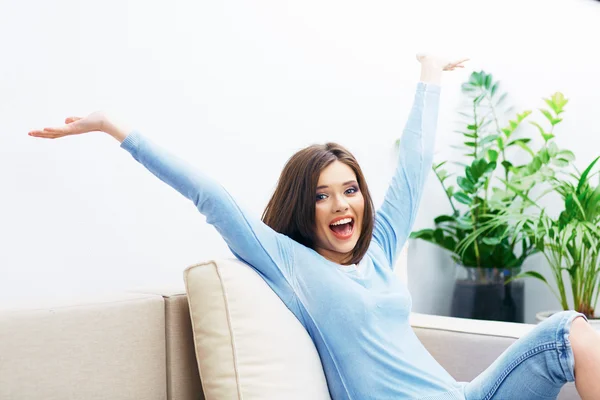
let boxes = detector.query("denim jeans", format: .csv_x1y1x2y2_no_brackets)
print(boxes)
459,310,587,400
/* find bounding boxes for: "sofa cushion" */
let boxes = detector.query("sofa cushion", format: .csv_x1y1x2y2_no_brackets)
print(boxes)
184,259,331,400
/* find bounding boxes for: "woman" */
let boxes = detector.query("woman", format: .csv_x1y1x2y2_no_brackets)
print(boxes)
29,55,600,400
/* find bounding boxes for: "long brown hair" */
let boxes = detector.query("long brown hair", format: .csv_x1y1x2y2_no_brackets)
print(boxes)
262,143,375,265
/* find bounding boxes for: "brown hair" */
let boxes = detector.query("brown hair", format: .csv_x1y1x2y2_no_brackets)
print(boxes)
262,143,375,265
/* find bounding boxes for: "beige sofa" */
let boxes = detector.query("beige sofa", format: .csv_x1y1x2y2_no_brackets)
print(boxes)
0,254,580,400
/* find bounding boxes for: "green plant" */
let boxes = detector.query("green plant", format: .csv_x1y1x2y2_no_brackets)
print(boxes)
410,71,573,271
462,156,600,319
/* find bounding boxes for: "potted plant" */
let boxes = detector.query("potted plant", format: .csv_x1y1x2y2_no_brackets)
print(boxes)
410,71,572,322
467,154,600,326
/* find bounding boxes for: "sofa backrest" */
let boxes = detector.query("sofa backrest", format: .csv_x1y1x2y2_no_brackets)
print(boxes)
0,292,167,400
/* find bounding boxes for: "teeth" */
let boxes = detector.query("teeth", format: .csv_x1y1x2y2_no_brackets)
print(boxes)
330,218,352,226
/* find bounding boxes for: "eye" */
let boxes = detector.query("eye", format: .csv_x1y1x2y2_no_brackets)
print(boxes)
316,193,328,201
345,186,359,195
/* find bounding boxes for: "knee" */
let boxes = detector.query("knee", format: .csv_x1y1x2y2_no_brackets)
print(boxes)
569,316,595,350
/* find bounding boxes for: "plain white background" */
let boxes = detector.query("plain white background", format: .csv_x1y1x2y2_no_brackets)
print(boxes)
2,0,599,322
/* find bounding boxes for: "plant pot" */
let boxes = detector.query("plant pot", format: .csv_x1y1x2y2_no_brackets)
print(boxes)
535,310,600,331
450,265,525,323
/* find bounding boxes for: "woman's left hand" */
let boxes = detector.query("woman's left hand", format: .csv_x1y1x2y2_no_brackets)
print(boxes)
416,53,469,71
416,54,469,84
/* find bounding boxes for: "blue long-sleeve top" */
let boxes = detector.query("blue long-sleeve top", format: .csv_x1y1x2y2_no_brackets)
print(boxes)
120,82,465,400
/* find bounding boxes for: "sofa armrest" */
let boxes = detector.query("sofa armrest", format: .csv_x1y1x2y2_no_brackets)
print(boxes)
130,287,203,400
409,312,579,400
409,312,534,382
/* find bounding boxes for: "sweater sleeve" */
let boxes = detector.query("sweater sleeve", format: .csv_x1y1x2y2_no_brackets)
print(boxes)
120,132,297,297
372,82,441,269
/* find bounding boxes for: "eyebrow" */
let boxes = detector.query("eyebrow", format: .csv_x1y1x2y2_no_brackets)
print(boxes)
316,180,358,190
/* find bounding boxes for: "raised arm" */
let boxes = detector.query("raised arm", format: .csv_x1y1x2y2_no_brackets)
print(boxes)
28,114,298,300
372,55,468,268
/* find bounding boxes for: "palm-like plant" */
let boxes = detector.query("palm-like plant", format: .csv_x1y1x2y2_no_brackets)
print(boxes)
460,156,600,318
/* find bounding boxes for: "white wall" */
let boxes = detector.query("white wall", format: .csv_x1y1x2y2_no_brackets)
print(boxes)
2,0,599,322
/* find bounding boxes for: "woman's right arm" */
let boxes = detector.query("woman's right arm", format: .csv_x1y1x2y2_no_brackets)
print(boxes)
29,113,298,299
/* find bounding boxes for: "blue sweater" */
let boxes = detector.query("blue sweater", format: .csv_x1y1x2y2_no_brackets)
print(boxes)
121,83,465,400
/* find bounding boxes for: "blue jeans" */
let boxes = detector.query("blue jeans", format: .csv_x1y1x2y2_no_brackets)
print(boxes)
460,310,587,400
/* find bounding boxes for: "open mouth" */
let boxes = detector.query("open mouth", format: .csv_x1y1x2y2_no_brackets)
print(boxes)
329,217,355,240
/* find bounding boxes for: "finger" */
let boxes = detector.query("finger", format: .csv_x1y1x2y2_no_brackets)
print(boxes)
43,125,73,134
28,130,64,139
65,116,82,124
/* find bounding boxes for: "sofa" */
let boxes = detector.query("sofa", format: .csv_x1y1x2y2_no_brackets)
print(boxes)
0,249,580,400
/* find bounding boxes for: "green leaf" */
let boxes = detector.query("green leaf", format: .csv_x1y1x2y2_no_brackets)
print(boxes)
506,270,550,286
410,229,434,240
557,150,575,161
484,74,492,89
514,140,535,157
540,109,554,123
436,169,449,181
552,158,570,167
434,161,447,170
545,92,569,114
442,236,458,252
458,176,476,193
539,148,550,164
491,82,499,97
464,141,477,147
516,110,533,122
529,121,546,139
479,134,500,146
496,92,508,106
496,136,504,151
487,149,498,162
465,166,475,183
542,133,555,142
482,237,501,245
540,166,555,178
501,160,513,172
529,156,543,173
456,217,473,230
434,228,444,244
485,161,497,174
454,192,472,205
434,215,456,224
576,156,600,194
507,138,532,147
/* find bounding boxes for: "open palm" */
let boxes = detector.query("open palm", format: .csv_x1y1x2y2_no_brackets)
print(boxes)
28,111,107,139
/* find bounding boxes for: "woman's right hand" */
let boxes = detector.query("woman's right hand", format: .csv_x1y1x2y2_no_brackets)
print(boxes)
28,111,129,143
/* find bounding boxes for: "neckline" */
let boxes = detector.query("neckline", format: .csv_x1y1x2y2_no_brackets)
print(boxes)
337,257,369,275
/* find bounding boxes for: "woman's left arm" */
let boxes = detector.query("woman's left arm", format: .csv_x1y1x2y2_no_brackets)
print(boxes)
372,55,468,268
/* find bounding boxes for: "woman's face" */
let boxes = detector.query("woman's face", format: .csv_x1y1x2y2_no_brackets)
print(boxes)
314,160,365,264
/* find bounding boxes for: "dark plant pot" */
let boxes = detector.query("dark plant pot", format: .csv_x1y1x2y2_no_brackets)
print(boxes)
450,265,525,323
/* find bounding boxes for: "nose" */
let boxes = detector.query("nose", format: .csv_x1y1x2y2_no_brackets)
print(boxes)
333,195,349,213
